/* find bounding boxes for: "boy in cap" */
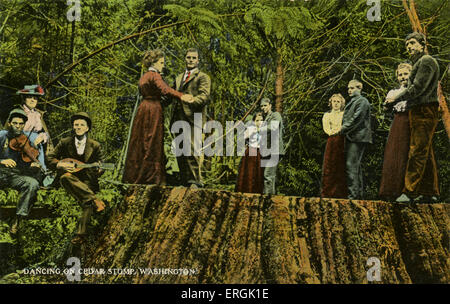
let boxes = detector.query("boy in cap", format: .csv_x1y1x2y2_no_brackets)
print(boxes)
0,109,41,234
386,32,440,203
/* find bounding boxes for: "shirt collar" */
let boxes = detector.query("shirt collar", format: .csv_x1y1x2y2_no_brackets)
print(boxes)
186,68,198,75
23,105,35,113
75,135,87,144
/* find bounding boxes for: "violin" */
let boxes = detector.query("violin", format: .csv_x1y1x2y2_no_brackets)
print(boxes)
6,131,55,186
8,133,40,164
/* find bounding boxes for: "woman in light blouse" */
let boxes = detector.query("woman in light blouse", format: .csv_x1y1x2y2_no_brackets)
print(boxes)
321,93,347,198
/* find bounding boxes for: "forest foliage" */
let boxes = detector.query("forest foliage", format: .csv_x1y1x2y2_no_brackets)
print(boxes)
0,0,449,199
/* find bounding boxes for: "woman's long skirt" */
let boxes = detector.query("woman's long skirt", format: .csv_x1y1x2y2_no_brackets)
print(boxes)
379,112,410,199
235,146,264,194
321,134,348,198
122,99,166,185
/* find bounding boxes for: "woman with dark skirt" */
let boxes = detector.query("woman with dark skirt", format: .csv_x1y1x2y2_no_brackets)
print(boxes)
123,49,193,185
321,93,347,198
379,63,412,200
235,112,264,194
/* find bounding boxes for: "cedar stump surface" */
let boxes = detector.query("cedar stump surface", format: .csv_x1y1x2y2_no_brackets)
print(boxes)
76,186,449,284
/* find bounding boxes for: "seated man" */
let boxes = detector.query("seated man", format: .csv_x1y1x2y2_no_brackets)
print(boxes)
0,109,41,234
47,112,105,245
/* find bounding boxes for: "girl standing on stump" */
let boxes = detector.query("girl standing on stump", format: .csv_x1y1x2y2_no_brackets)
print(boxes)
235,112,264,194
321,93,347,198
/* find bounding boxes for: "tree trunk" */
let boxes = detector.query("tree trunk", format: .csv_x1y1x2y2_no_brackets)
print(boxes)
275,48,284,113
69,20,76,64
71,186,449,284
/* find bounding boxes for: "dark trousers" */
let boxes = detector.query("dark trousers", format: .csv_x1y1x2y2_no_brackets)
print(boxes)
404,104,439,196
60,172,97,235
0,169,39,217
345,141,367,200
176,125,204,186
177,155,203,186
262,155,281,194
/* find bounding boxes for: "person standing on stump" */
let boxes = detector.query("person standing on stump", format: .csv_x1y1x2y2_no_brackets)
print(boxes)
235,112,264,194
47,112,106,245
386,32,440,203
339,80,372,200
259,97,284,195
321,93,347,199
123,49,193,185
379,63,413,201
172,48,211,188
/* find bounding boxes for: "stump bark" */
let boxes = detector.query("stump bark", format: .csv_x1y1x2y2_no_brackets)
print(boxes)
80,186,449,283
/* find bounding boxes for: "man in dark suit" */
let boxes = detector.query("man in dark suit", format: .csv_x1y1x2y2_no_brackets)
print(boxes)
171,48,211,188
259,98,284,194
339,80,372,200
47,112,105,244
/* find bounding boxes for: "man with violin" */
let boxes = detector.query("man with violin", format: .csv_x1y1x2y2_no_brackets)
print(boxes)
0,108,42,234
47,112,106,245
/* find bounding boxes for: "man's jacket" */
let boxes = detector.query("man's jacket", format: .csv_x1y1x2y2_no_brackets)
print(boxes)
341,93,372,143
394,52,439,109
47,136,103,191
259,111,285,155
172,69,211,128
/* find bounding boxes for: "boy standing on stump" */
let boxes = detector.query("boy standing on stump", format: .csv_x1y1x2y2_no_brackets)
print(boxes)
386,32,440,203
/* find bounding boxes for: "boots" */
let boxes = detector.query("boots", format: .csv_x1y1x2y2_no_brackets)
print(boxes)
93,199,106,212
10,216,21,234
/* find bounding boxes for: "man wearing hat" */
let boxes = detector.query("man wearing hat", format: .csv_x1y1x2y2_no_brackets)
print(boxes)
47,112,106,244
259,97,284,194
16,84,51,170
0,108,42,234
386,32,440,203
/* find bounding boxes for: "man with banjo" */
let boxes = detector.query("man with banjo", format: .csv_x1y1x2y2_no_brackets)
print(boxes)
48,112,108,245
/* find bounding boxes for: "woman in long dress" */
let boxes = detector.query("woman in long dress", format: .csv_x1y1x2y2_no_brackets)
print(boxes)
379,63,412,200
321,93,347,198
235,112,264,194
123,49,192,185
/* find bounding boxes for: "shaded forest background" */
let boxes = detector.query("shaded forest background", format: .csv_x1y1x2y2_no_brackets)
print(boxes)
0,0,449,199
